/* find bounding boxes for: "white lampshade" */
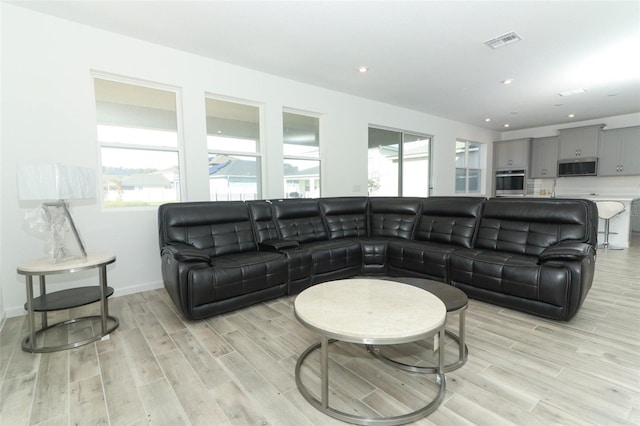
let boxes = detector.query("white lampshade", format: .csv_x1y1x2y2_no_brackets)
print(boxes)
17,164,96,201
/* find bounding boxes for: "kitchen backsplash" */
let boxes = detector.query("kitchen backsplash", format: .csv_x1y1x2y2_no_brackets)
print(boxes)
533,176,640,197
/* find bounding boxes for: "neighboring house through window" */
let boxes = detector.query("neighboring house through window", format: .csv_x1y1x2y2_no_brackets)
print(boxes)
368,127,431,196
206,97,262,201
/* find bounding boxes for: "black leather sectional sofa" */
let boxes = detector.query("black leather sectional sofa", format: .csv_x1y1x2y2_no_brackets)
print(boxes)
158,196,598,321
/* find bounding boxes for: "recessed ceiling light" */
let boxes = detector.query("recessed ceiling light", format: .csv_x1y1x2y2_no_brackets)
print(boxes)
608,93,619,97
358,66,369,73
217,130,222,134
554,104,563,107
502,79,513,85
484,118,491,122
559,88,587,97
510,111,519,115
504,124,510,128
568,114,575,118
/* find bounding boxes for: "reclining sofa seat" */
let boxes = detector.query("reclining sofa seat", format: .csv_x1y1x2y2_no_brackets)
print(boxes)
449,198,598,320
158,201,288,319
385,197,485,281
271,198,363,294
158,196,597,321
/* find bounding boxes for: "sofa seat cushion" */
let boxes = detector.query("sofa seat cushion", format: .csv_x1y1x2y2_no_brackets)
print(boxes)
300,239,362,275
192,252,288,304
449,248,570,306
387,240,456,280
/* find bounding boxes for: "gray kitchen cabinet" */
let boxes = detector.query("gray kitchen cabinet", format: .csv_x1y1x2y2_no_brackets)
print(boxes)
558,124,602,159
529,136,559,178
494,138,530,170
598,126,640,176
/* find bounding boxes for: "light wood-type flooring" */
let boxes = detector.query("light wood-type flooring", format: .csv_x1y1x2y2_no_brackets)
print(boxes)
1,236,639,425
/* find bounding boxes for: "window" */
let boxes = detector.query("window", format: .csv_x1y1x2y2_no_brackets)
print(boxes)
94,77,182,208
206,98,261,201
368,127,431,196
455,140,482,193
283,111,320,198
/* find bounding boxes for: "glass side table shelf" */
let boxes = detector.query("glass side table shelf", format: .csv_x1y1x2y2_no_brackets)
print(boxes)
17,252,119,353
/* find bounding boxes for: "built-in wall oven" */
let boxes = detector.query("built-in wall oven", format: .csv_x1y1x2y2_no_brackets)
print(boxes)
495,169,526,196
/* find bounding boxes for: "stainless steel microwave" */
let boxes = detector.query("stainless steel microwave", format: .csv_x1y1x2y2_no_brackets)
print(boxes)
557,158,598,177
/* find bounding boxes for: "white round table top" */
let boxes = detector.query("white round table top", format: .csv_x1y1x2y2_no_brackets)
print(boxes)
17,252,116,275
294,278,446,345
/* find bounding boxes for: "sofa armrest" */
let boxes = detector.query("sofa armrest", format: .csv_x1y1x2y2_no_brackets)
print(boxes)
259,239,300,252
539,242,595,263
162,244,211,263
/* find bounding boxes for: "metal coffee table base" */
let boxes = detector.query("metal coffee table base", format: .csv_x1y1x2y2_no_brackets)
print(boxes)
295,331,446,426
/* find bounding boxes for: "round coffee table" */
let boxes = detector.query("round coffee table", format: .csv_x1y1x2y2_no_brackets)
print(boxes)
370,277,469,372
294,278,447,426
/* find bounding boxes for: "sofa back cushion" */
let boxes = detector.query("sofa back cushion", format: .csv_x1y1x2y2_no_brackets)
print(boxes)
475,198,597,256
158,201,257,256
368,197,421,239
320,197,369,239
415,197,485,248
272,199,328,243
247,201,279,243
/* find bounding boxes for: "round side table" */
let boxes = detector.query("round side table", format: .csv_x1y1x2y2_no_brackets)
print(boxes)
369,277,469,372
17,252,119,353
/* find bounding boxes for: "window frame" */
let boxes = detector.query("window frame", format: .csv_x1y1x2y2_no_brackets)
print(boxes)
282,108,322,199
455,139,484,194
205,94,264,201
92,72,186,210
368,126,432,197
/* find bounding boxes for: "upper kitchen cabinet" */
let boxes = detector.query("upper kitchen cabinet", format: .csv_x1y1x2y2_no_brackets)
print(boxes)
598,126,640,176
529,136,559,178
558,124,603,159
494,138,530,170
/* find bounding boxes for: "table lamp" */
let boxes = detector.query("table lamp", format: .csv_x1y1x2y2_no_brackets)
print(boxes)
17,164,96,263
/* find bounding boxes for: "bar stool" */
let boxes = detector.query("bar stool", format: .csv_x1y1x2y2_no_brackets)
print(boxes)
595,200,625,250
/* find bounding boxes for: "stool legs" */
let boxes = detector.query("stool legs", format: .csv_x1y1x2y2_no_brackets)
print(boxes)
600,218,624,250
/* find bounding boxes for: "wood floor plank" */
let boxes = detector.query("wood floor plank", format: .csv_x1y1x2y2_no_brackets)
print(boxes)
222,329,296,393
69,344,99,383
183,320,234,359
0,371,36,417
29,351,68,425
138,377,190,426
156,349,228,425
217,351,312,425
209,380,263,426
98,346,146,425
118,327,164,385
169,328,232,390
69,374,108,426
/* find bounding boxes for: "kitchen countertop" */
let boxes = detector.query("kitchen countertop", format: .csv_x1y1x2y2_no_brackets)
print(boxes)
528,194,639,202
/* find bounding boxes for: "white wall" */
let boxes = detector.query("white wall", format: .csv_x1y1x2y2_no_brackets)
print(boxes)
0,2,4,328
0,5,497,317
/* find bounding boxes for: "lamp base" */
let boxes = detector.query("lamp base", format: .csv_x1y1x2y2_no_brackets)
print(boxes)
42,201,87,263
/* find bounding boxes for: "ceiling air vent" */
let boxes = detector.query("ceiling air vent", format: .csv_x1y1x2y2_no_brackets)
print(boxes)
485,31,522,49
